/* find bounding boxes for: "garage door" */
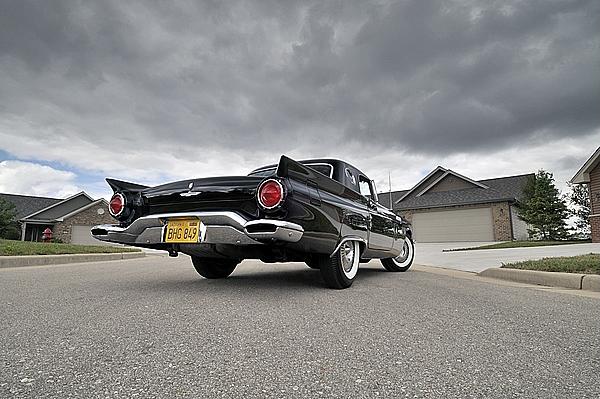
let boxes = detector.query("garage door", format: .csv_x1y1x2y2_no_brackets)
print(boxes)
71,225,110,246
412,207,494,242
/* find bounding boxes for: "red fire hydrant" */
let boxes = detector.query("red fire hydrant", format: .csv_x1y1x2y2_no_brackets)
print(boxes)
42,227,53,243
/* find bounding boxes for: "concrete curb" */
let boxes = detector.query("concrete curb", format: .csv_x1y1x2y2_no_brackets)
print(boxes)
581,274,600,292
0,252,145,269
478,268,600,292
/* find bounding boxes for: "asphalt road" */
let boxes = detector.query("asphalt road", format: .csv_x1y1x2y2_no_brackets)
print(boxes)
1,256,599,398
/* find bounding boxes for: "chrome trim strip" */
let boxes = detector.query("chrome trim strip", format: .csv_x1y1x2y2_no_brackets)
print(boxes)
249,162,334,179
179,192,202,197
143,211,248,227
304,163,334,178
330,236,367,258
92,212,304,246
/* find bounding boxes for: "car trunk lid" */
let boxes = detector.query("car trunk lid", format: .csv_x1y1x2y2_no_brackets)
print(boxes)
141,176,264,216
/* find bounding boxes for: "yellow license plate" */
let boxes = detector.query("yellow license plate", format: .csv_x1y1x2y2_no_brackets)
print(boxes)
163,219,200,243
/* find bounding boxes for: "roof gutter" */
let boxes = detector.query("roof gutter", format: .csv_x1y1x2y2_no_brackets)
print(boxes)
394,197,518,211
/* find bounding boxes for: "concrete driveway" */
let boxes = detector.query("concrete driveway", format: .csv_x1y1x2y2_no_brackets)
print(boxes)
415,242,600,272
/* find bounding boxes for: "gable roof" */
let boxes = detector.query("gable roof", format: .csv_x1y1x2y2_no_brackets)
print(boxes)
378,189,409,209
379,172,533,211
0,193,62,219
20,191,94,222
55,198,108,221
571,147,600,184
415,169,489,196
395,166,447,203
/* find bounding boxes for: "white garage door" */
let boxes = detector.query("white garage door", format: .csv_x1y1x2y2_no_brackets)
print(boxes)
71,225,109,246
412,207,494,242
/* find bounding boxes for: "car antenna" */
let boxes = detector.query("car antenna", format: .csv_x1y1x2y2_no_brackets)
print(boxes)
388,171,393,211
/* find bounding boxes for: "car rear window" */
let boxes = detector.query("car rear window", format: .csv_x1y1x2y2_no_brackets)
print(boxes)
248,168,276,177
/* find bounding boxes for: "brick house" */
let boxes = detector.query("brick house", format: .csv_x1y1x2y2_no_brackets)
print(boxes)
378,167,533,242
571,147,600,243
0,191,115,244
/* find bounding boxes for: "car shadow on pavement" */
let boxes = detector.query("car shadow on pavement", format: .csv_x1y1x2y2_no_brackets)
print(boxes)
130,264,391,293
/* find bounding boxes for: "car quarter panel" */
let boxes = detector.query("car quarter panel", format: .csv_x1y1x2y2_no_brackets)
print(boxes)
277,156,401,258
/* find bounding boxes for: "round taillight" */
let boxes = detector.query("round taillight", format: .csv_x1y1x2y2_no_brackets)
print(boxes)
258,179,284,209
109,193,125,217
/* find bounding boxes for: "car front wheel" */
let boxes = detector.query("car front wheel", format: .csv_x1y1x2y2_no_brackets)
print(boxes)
381,237,414,272
191,256,240,279
319,240,360,289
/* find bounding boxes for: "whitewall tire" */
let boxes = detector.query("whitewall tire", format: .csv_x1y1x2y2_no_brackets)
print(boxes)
318,240,361,289
381,237,414,272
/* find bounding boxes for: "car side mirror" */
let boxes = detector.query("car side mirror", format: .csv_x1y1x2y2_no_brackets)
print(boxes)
367,198,377,209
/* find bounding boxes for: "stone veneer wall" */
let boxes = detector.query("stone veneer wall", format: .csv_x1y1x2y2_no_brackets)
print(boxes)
491,202,512,241
590,163,600,243
54,203,115,243
396,202,513,241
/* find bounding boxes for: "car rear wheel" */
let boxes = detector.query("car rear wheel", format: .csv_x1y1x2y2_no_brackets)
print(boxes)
191,256,240,279
319,240,360,289
381,237,414,272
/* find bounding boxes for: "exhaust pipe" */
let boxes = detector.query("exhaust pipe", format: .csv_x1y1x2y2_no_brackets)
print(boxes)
243,220,303,242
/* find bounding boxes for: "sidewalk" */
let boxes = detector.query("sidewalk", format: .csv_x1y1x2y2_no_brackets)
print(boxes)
415,242,600,272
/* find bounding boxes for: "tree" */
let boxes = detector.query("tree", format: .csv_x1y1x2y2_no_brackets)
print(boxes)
0,197,19,240
517,170,569,240
567,182,590,238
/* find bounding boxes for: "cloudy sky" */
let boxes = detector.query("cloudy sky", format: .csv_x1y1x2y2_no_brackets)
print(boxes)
0,0,598,200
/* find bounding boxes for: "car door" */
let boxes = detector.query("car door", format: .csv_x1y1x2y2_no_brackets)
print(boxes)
358,175,395,251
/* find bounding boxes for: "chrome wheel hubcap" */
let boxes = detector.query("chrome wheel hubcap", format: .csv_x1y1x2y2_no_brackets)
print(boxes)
340,241,355,272
396,241,409,262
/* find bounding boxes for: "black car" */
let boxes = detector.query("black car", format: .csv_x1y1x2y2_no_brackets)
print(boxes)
91,156,414,289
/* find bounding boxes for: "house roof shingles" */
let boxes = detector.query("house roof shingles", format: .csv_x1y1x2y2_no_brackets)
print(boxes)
378,173,533,210
0,193,62,219
378,190,409,209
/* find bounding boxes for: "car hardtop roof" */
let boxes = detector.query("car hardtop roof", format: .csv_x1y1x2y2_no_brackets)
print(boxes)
251,158,369,178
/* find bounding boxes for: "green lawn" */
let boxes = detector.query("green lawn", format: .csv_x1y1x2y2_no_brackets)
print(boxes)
0,239,140,256
502,253,600,275
446,240,591,252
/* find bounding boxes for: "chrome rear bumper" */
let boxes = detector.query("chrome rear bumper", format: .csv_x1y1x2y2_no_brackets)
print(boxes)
91,211,304,246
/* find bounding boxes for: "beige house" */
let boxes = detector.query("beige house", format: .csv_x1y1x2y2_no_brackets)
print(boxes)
571,147,600,243
379,167,533,242
1,191,114,244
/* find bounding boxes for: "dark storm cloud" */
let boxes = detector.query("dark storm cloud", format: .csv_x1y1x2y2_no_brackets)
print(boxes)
336,0,600,153
0,0,598,161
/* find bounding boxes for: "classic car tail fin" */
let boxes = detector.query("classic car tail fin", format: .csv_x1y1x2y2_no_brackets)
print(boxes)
276,155,348,197
276,155,319,182
106,178,149,193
